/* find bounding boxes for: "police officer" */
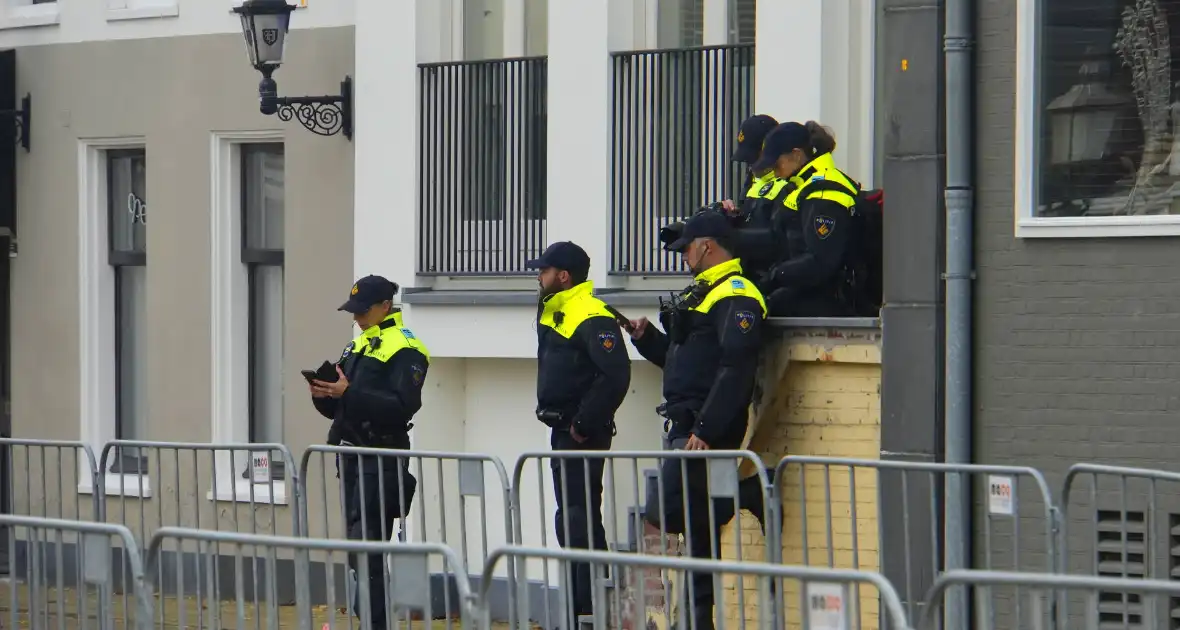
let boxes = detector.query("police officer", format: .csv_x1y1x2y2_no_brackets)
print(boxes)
751,121,862,317
309,274,429,629
625,211,770,630
526,241,631,627
723,113,779,214
714,115,783,280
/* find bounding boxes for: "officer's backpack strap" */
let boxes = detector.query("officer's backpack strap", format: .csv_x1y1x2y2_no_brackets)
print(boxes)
684,271,742,309
800,178,859,197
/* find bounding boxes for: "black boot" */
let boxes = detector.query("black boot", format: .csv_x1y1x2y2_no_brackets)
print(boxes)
739,469,782,537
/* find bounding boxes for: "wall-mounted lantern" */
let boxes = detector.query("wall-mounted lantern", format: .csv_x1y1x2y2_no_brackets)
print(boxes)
233,0,353,139
1046,59,1128,166
0,94,31,152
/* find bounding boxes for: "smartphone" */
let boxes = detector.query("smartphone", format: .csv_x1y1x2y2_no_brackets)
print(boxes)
303,360,340,384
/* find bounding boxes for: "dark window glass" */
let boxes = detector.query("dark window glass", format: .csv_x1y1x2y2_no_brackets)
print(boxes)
109,150,147,260
107,149,147,474
1039,0,1180,217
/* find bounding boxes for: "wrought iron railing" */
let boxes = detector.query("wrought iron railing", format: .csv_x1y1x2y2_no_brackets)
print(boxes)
418,57,548,276
609,44,755,275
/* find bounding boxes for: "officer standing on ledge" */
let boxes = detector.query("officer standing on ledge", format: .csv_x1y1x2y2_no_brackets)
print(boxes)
309,275,430,630
527,241,631,628
626,211,770,630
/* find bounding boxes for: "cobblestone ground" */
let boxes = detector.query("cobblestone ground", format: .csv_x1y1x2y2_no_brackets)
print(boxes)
0,583,529,629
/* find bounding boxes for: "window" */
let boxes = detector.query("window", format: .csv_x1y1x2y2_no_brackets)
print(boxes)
524,0,547,56
107,150,148,475
728,0,755,44
657,0,703,48
1019,0,1180,236
463,0,504,61
210,133,287,504
0,0,61,29
105,0,180,22
241,144,285,480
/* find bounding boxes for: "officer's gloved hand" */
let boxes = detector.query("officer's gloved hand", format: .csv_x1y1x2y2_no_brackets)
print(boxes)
658,222,686,247
756,268,778,290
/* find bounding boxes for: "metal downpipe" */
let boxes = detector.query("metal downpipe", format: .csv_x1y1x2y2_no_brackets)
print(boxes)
943,0,975,628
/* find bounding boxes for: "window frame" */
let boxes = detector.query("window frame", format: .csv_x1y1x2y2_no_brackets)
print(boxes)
209,132,289,505
1015,0,1180,238
105,0,179,23
106,148,148,476
77,138,151,498
240,142,286,481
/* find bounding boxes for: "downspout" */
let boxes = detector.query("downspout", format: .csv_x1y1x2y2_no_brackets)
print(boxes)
943,0,974,628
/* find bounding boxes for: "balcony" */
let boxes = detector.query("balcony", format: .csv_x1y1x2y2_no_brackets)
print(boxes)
609,44,755,276
415,45,753,281
417,56,549,277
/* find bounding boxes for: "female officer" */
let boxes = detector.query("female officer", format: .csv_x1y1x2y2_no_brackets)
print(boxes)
751,121,864,317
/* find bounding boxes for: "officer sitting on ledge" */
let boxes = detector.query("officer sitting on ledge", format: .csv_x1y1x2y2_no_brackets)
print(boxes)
625,209,777,630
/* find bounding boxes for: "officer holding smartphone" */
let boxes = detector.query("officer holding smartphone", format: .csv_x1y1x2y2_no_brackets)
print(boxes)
308,274,429,629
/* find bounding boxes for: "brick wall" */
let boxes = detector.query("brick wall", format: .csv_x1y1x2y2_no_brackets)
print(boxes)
721,329,882,630
609,327,882,630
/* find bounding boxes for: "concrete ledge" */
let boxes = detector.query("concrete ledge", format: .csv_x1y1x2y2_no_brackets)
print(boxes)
403,289,883,332
402,289,537,306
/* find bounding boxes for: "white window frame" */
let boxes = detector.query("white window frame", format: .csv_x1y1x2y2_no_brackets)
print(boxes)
1014,0,1180,239
209,130,289,505
0,0,60,30
106,0,179,23
77,137,151,499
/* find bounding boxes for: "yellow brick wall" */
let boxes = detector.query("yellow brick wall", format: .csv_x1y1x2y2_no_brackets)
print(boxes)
719,328,882,630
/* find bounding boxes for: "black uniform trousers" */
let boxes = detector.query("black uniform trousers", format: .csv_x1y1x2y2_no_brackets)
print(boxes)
648,433,768,630
550,427,613,625
340,453,417,629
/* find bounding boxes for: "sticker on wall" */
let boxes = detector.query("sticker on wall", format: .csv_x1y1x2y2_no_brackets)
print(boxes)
250,451,272,484
987,475,1015,516
805,582,847,630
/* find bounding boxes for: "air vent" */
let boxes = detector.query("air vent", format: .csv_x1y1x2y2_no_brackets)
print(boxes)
1095,509,1145,629
1169,514,1180,629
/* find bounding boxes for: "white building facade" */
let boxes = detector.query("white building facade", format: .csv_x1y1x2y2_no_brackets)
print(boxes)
0,0,876,576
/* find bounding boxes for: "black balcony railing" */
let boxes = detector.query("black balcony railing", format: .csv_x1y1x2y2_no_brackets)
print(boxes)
609,44,755,275
418,57,548,276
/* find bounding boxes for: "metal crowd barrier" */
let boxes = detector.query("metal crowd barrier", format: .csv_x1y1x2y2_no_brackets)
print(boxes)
1056,462,1180,627
0,513,151,630
771,456,1059,622
144,527,474,630
511,449,774,557
298,446,514,568
486,544,913,630
919,569,1180,630
510,449,775,630
0,438,101,520
95,440,302,547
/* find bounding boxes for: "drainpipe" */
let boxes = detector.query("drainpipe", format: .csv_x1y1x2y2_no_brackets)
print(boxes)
943,0,974,628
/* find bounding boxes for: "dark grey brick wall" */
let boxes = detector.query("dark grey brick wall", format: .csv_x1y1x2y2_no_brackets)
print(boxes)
976,0,1180,623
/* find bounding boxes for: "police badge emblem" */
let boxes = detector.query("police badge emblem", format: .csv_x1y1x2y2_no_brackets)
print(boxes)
735,310,755,334
598,331,617,352
814,216,835,240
